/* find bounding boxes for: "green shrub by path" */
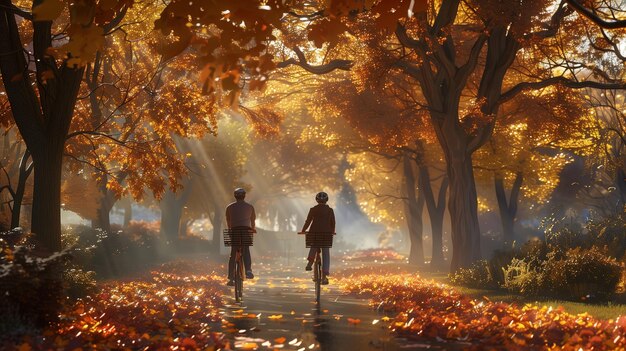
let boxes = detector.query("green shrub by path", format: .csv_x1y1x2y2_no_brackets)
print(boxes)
0,229,69,328
449,260,498,289
451,211,626,301
544,247,622,301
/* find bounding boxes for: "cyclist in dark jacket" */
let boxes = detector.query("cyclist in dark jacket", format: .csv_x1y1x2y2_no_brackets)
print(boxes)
300,192,335,285
226,188,256,286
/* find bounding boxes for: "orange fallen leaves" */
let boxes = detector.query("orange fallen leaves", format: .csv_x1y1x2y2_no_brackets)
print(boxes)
347,318,362,325
7,262,227,350
338,273,626,350
274,337,286,344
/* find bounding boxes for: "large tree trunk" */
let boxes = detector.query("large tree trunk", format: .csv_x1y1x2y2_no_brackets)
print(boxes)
418,164,448,269
616,167,626,209
494,171,523,244
160,191,184,243
211,206,223,254
123,200,132,227
93,183,116,233
403,153,424,266
159,183,193,243
447,153,481,272
31,145,64,252
11,150,33,229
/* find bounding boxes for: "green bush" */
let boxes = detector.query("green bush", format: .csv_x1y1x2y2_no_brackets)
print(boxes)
450,213,626,301
544,247,622,301
449,260,498,289
0,229,70,327
63,267,97,300
64,224,161,278
585,212,626,260
502,258,546,296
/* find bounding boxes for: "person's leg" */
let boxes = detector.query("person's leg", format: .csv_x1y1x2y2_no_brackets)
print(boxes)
243,246,252,272
322,248,330,275
228,246,236,280
305,248,315,270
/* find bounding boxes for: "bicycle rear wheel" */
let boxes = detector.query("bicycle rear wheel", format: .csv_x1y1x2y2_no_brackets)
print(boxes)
314,252,321,304
234,252,244,302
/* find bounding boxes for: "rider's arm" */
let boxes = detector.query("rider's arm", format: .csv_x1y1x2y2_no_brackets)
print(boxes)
225,205,232,229
251,206,256,232
330,208,336,234
301,208,313,232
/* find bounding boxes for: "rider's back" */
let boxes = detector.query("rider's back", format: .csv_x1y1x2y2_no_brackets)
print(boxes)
304,204,335,233
226,200,255,228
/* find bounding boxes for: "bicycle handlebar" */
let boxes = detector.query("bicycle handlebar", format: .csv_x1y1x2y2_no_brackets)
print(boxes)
298,232,336,235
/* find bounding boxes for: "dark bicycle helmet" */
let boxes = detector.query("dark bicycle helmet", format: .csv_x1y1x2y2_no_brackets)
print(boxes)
315,191,329,203
234,188,246,199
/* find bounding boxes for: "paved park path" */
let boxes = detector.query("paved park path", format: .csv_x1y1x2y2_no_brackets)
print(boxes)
217,260,461,351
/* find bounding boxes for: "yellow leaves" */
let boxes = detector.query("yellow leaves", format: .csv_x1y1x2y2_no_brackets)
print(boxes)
268,314,283,320
60,24,105,67
238,342,258,350
33,0,64,21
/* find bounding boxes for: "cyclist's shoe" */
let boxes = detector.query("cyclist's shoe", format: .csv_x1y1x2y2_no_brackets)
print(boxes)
226,279,235,286
321,277,329,285
305,261,313,271
246,271,255,279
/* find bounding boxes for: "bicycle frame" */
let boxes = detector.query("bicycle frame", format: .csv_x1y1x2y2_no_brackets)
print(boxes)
313,247,322,304
298,232,335,306
234,246,245,303
224,228,253,304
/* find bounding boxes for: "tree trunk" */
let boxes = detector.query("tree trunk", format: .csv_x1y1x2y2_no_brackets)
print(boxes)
494,171,523,244
11,150,33,229
403,153,424,266
211,206,223,254
93,183,116,233
418,164,448,269
160,191,184,243
159,183,193,243
447,154,481,272
31,146,64,252
616,167,626,210
123,200,132,227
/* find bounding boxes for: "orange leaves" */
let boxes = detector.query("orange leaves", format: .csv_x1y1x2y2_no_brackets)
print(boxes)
274,337,286,344
307,18,350,48
15,263,227,350
347,318,361,325
337,272,626,350
32,0,64,21
268,314,283,320
50,24,105,67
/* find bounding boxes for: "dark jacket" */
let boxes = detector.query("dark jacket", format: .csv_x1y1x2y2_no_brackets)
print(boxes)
301,204,335,234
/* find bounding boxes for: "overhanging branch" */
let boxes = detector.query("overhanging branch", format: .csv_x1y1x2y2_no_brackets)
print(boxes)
566,0,626,29
276,47,353,74
500,77,626,104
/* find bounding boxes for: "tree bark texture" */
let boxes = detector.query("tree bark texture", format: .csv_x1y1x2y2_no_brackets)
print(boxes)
403,153,424,266
494,172,523,243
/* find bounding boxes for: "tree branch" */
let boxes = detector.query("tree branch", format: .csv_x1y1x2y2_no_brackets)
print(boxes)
566,0,626,29
500,77,626,104
276,47,353,74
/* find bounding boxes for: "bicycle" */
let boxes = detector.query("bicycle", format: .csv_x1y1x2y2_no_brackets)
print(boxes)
224,228,254,303
297,231,334,304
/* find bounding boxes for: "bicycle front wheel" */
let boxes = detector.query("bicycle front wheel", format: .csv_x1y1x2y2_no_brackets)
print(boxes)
314,259,321,304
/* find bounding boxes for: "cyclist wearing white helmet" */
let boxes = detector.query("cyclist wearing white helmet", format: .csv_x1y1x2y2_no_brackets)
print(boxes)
226,188,256,286
300,191,335,285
